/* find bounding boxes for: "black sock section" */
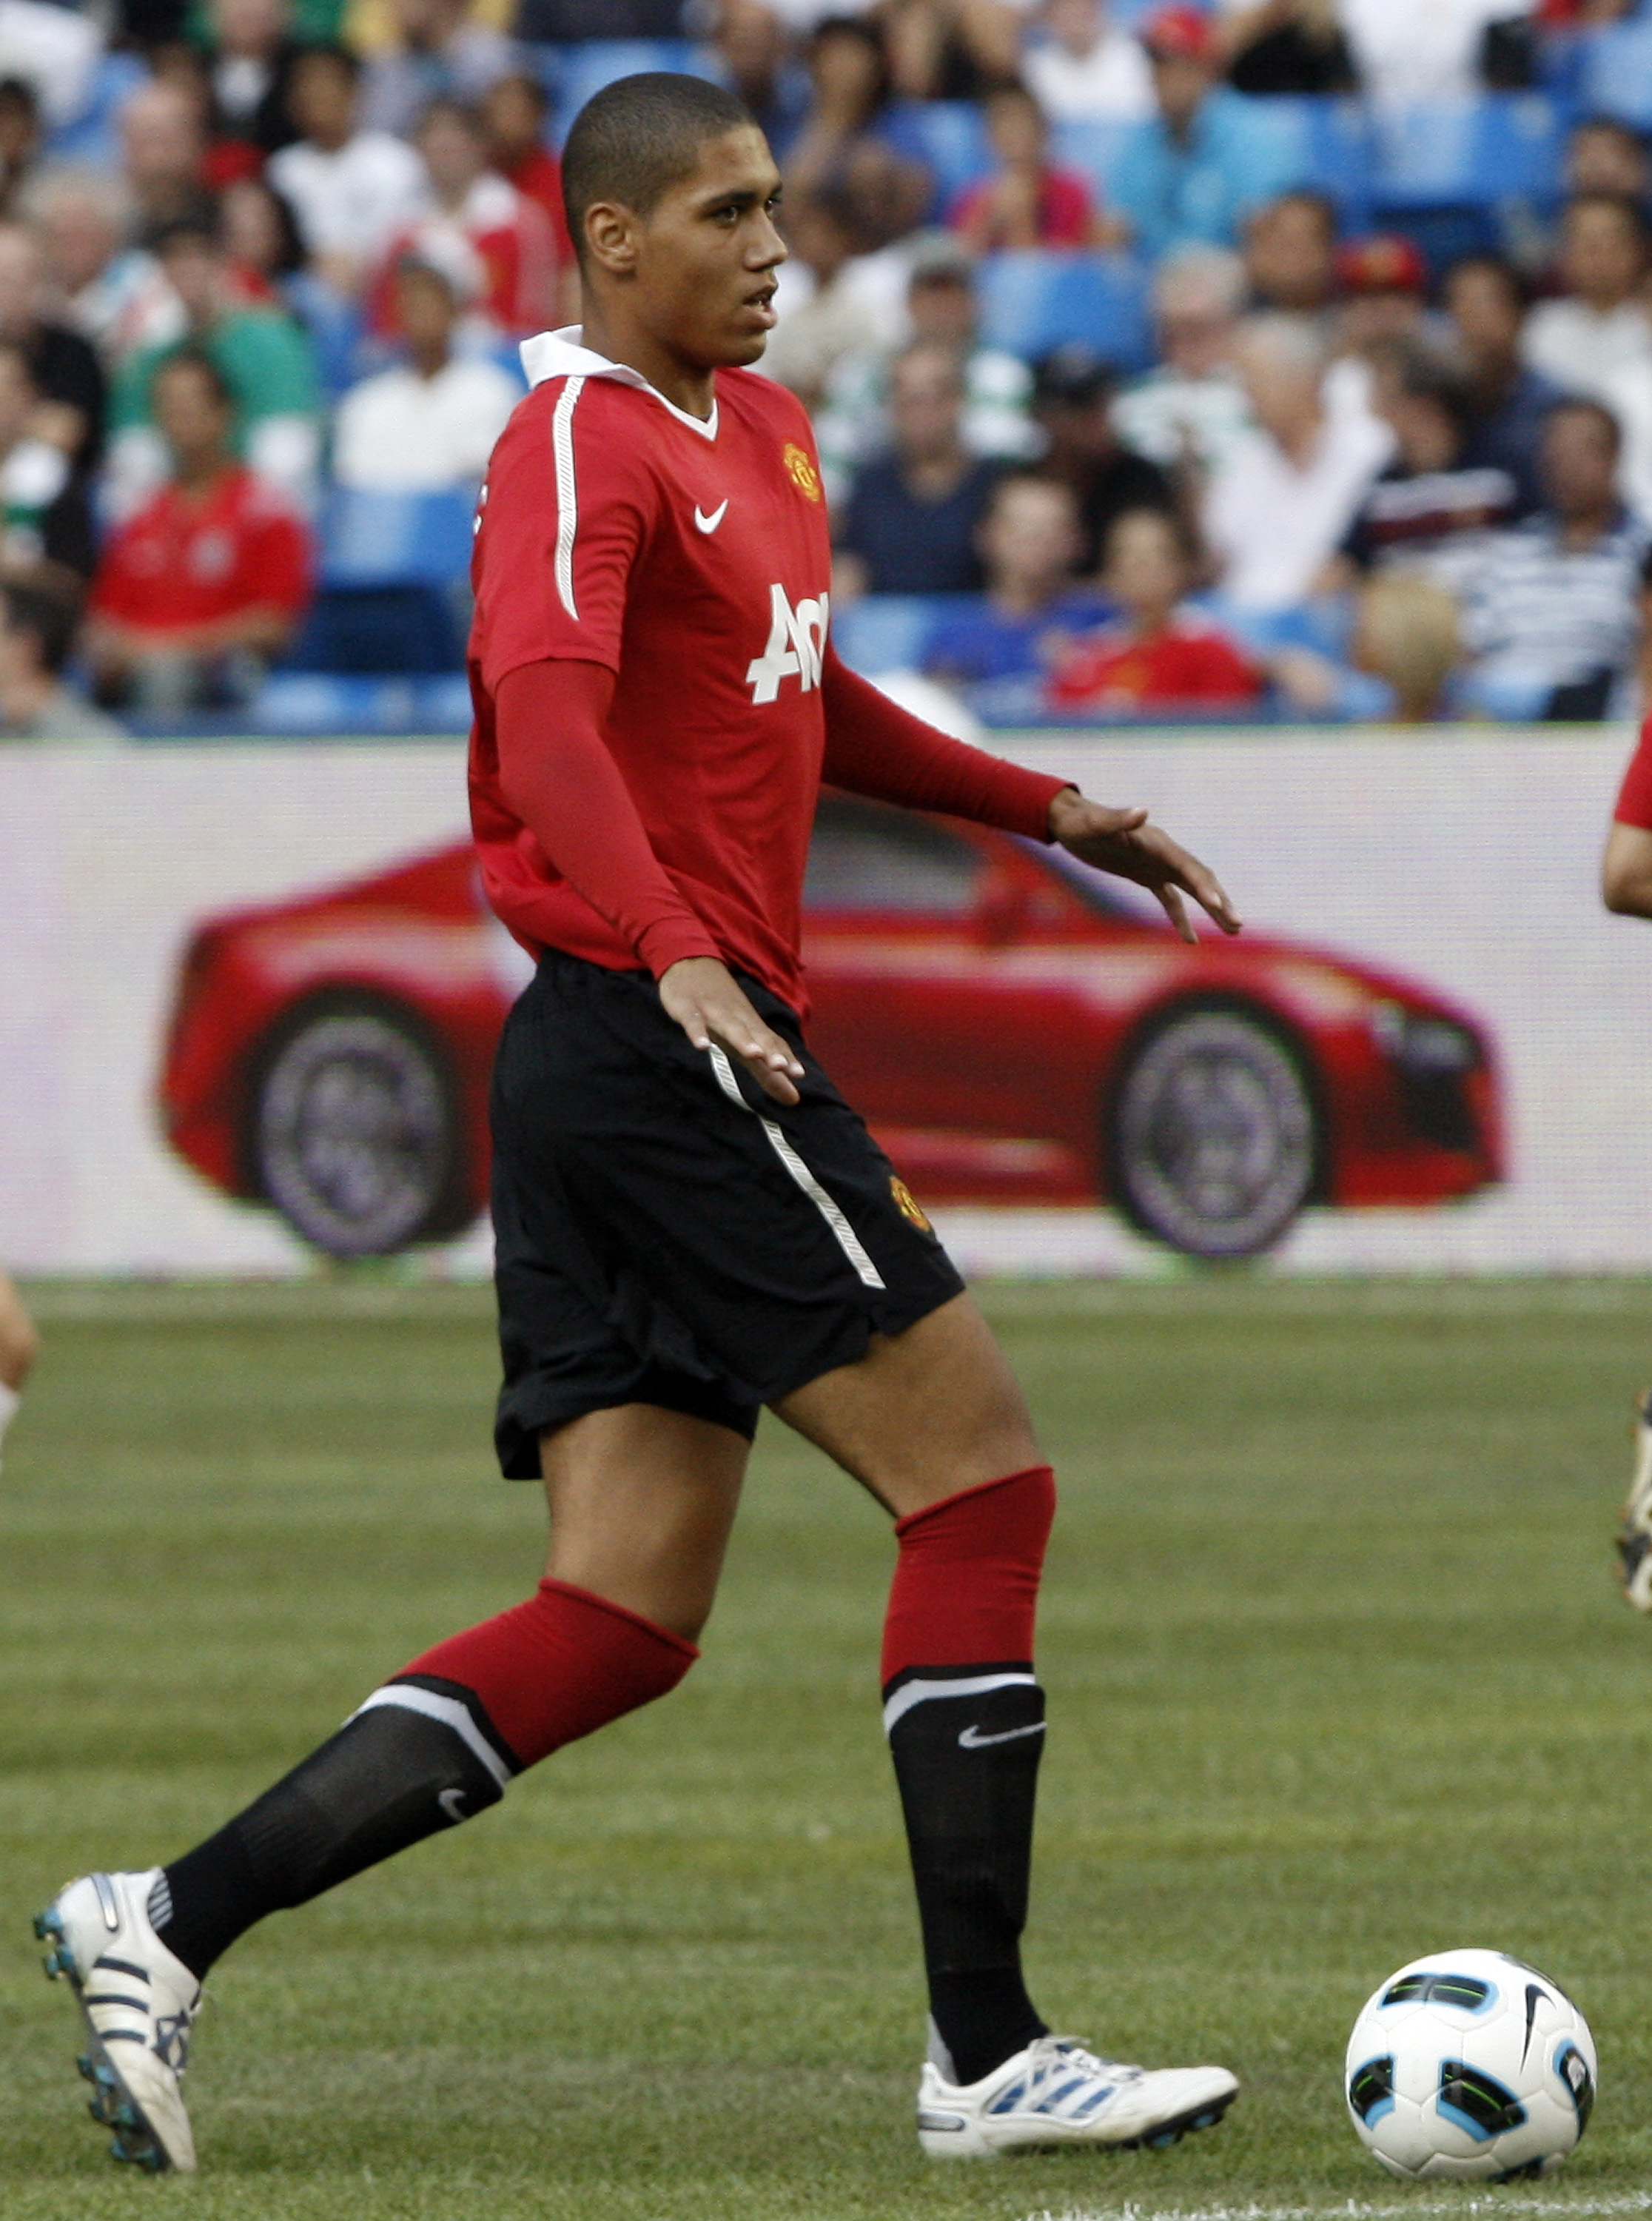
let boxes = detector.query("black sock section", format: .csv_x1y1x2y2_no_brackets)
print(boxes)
886,1667,1050,2086
154,1680,511,1978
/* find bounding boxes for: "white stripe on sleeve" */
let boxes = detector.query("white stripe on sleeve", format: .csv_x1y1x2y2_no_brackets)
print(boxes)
551,373,585,621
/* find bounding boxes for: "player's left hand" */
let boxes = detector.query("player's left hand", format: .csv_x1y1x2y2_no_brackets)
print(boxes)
1048,788,1242,945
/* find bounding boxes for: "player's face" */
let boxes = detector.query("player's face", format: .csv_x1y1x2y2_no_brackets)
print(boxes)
632,126,788,369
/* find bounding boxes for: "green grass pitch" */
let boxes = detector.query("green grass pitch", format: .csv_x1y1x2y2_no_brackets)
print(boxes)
4,1276,1652,2221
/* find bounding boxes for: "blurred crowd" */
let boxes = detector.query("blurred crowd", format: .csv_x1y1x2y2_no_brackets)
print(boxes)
2,0,1652,731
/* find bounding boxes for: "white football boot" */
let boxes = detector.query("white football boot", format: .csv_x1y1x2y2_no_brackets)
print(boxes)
35,1868,201,2173
918,2029,1238,2158
1616,1388,1652,1610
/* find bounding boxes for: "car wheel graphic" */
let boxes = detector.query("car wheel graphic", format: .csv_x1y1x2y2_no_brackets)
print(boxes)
250,999,467,1258
1107,1003,1319,1258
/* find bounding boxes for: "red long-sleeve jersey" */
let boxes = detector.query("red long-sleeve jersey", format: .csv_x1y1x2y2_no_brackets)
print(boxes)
468,329,1068,1016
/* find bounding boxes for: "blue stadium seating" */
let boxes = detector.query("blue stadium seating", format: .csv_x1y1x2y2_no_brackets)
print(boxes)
832,594,977,677
1241,96,1375,225
536,39,726,145
1369,93,1565,209
252,673,473,733
1577,19,1652,130
316,487,477,592
45,52,147,169
1047,118,1137,205
974,252,1153,373
880,99,995,215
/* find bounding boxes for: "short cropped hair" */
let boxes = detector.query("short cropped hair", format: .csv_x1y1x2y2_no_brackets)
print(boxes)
561,72,755,267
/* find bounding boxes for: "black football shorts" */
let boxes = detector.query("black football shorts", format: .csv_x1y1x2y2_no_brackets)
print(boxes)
490,949,966,1473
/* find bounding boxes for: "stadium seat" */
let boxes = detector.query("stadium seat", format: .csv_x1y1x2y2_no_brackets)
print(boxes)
974,252,1153,374
1369,94,1564,209
252,671,472,733
536,40,726,145
1047,118,1138,206
1577,19,1652,130
1240,96,1375,226
284,586,466,675
316,487,477,591
45,50,147,168
880,99,995,215
832,594,977,676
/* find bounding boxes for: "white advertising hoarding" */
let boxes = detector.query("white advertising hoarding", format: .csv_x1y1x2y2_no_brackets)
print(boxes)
0,729,1647,1278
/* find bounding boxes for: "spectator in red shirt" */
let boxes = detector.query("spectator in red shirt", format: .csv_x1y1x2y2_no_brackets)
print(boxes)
87,347,311,714
950,83,1124,252
479,72,570,260
1047,505,1266,710
370,95,557,341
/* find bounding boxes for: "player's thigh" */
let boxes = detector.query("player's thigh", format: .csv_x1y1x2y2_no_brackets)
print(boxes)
772,1291,1040,1520
540,1401,751,1641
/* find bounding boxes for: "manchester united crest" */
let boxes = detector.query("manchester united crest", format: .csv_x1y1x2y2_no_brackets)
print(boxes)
889,1176,933,1234
782,441,822,502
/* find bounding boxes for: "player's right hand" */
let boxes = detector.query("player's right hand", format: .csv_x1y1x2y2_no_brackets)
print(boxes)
660,957,805,1106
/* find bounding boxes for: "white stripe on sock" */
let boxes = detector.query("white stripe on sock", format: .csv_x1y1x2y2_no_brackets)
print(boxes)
350,1684,513,1791
882,1670,1038,1738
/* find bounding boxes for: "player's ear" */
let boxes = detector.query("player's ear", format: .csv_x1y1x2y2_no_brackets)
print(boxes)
582,201,639,278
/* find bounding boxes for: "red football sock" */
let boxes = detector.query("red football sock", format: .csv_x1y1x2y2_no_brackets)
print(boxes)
399,1576,699,1769
881,1465,1056,1686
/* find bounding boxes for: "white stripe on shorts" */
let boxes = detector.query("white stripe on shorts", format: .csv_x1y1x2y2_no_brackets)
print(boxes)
707,1043,886,1290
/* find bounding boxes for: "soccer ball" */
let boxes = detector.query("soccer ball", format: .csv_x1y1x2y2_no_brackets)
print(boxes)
1344,1948,1596,2180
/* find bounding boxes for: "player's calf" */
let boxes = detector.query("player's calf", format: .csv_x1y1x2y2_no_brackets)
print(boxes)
1615,1387,1652,1609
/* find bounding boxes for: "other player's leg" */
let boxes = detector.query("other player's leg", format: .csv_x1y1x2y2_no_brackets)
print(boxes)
36,1400,743,2174
1615,1386,1652,1607
0,1264,38,1471
776,1293,1240,2158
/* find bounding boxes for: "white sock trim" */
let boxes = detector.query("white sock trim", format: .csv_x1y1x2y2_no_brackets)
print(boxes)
882,1669,1038,1738
349,1684,513,1791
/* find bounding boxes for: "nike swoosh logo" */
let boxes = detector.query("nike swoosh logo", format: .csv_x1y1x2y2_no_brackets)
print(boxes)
958,1721,1047,1749
1522,1982,1548,2063
437,1788,469,1823
694,500,728,534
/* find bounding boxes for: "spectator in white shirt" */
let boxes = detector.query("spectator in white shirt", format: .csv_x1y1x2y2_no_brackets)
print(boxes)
267,44,428,296
1023,0,1155,124
1460,396,1650,720
332,255,518,492
1329,0,1528,110
1113,244,1252,478
1523,193,1652,401
1203,311,1391,611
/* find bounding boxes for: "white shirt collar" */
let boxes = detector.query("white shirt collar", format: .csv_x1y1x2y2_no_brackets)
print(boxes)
518,324,719,441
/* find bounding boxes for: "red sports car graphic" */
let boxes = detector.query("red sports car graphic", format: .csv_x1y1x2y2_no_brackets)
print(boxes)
158,796,1503,1262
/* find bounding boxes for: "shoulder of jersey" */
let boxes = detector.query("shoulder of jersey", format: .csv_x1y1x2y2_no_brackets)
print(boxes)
720,363,814,438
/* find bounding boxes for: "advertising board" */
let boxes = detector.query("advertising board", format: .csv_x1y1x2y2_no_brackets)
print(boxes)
0,729,1645,1278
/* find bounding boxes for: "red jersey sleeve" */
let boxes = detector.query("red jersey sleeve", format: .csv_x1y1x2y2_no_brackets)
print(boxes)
820,644,1070,837
1616,717,1652,830
473,383,658,697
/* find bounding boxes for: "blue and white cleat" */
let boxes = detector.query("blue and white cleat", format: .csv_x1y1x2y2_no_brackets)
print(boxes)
917,2031,1238,2158
34,1869,200,2174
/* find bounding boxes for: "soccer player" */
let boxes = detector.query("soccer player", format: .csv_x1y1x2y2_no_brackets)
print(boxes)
36,73,1244,2175
1603,715,1652,1604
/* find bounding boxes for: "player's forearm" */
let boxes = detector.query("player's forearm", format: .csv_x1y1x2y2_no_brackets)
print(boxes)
495,657,722,976
820,648,1071,839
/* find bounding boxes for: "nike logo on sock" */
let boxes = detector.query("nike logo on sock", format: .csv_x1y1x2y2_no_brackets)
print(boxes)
694,500,728,534
437,1788,469,1823
958,1721,1047,1749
